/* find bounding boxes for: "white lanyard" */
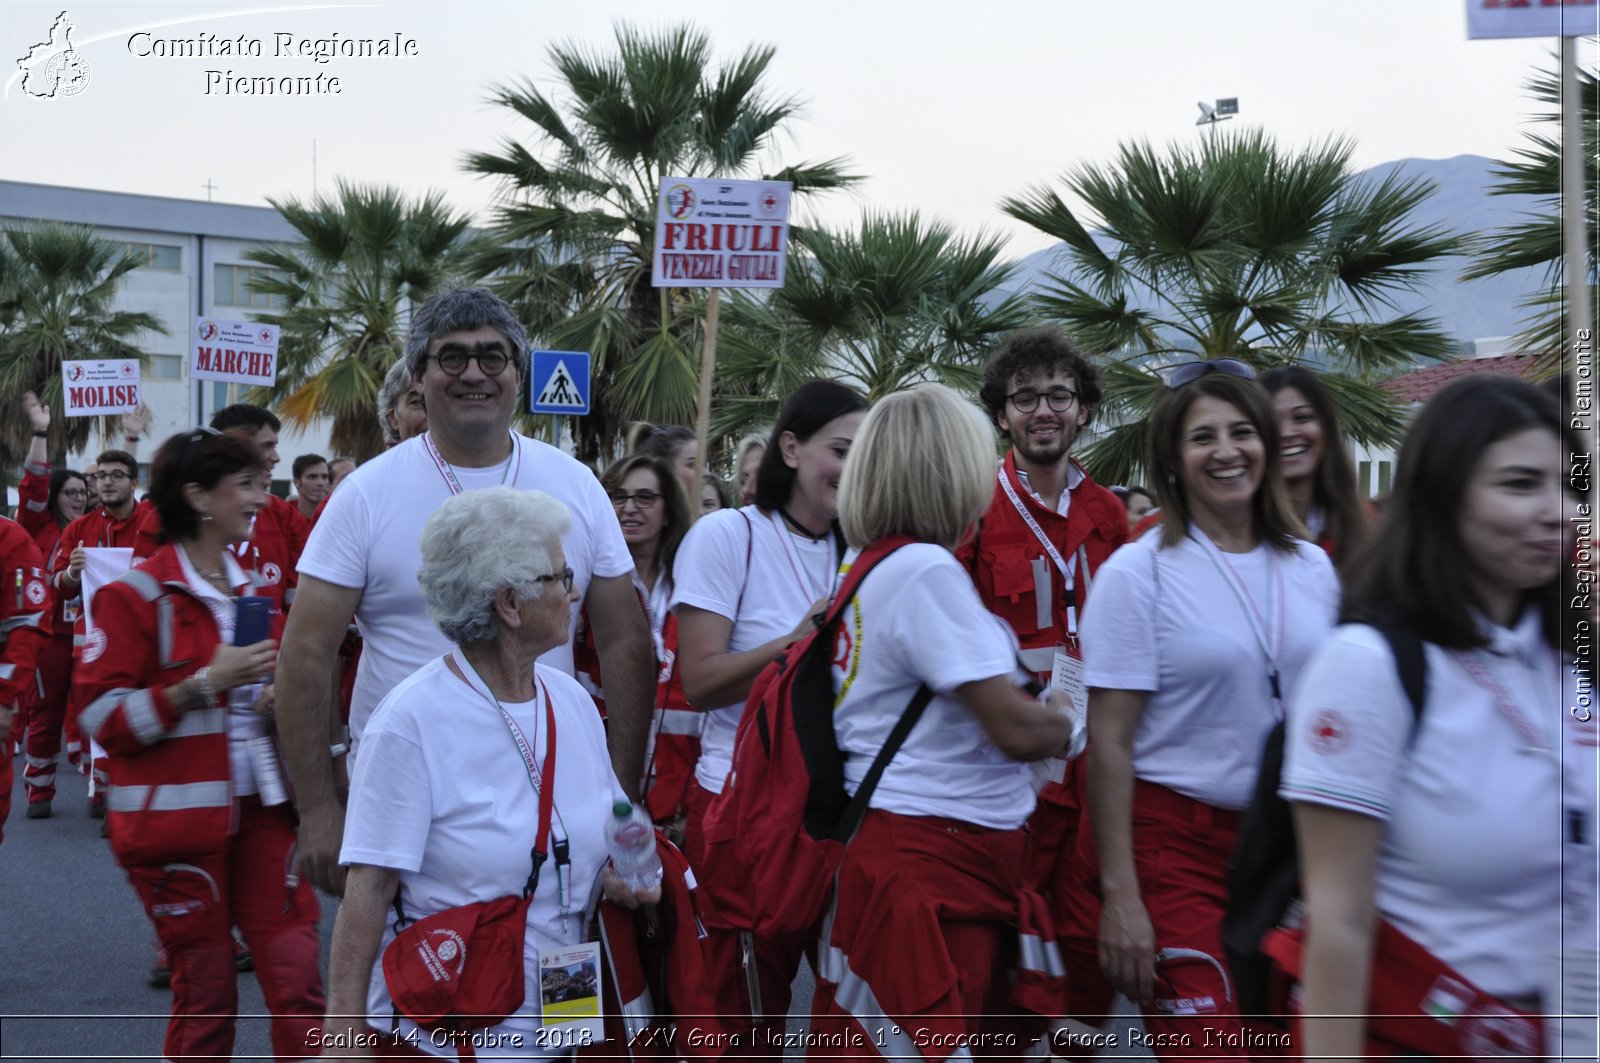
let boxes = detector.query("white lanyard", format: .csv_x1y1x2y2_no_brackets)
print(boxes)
997,467,1092,638
768,510,834,603
423,432,520,496
635,570,672,644
449,652,572,921
1191,530,1285,705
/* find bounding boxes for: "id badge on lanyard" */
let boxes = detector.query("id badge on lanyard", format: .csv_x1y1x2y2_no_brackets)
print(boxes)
538,940,605,1040
1051,644,1088,733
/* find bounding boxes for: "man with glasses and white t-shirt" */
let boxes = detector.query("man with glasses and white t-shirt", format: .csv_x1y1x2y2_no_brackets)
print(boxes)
276,287,652,896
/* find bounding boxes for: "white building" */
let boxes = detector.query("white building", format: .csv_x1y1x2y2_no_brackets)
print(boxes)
0,179,338,492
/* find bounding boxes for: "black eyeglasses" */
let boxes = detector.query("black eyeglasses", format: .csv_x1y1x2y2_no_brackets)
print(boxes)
88,469,133,483
531,566,575,595
1166,358,1256,388
430,348,511,376
59,488,87,499
608,489,661,511
1005,388,1078,413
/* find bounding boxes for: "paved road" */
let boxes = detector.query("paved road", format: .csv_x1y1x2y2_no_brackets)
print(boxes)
0,755,339,1062
1,753,1147,1062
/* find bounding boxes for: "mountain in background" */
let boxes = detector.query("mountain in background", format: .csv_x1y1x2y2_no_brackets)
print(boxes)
1000,154,1547,353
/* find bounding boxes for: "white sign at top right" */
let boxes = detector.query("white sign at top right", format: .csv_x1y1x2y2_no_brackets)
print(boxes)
1466,0,1596,39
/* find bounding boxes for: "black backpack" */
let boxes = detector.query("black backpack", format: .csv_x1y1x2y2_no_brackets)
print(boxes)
1223,623,1427,1019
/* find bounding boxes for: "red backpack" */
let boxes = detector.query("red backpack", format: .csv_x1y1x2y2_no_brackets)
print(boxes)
702,536,932,940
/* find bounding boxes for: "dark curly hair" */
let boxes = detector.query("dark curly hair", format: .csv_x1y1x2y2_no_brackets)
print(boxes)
978,327,1103,431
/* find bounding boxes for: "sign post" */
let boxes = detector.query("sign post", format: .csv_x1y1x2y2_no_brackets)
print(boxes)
652,176,792,518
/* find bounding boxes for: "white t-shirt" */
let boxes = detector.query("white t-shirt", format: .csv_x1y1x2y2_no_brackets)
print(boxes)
1282,613,1596,999
832,544,1034,830
1081,530,1338,810
297,433,632,743
174,548,268,796
341,656,624,1057
669,506,838,792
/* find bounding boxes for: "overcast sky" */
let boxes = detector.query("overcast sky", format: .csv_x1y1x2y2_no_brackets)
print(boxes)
2,1,1590,255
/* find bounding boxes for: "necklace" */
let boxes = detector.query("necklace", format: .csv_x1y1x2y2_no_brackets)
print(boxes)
779,506,828,541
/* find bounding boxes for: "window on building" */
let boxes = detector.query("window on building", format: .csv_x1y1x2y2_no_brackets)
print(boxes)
146,355,183,380
1359,460,1372,497
214,264,289,309
119,241,182,271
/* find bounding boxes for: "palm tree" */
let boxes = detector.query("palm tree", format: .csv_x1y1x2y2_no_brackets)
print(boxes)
242,181,477,459
1002,130,1462,485
463,21,858,461
1462,64,1598,355
711,211,1034,441
0,223,162,483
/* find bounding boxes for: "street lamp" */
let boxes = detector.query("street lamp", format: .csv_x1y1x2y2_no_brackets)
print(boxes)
1196,97,1238,139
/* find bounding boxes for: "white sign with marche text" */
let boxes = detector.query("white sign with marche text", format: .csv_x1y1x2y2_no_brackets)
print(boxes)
530,350,590,415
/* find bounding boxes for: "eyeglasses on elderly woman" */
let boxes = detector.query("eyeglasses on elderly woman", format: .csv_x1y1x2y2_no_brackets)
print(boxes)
1165,358,1256,389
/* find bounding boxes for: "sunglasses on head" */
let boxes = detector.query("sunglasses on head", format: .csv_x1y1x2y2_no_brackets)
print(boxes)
1166,358,1256,389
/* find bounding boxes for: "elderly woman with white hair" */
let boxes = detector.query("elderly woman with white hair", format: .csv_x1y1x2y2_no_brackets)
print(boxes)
324,487,651,1059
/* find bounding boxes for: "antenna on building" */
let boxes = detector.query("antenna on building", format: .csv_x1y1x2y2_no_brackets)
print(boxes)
201,179,217,202
312,138,318,193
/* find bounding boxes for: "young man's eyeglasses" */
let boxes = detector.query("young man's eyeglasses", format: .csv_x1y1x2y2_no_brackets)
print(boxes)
1006,388,1078,413
429,348,511,376
1165,358,1256,389
608,489,661,511
88,469,133,483
531,566,575,595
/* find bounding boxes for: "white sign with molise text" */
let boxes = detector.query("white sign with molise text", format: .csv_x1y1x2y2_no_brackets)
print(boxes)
61,359,141,417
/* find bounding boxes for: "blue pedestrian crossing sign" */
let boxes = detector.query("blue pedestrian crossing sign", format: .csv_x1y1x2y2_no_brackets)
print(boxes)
530,350,590,415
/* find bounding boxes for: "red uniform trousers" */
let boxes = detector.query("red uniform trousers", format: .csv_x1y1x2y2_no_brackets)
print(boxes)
1025,755,1116,1037
23,634,72,804
125,796,324,1062
682,777,809,1058
810,810,1028,1062
1110,781,1270,1062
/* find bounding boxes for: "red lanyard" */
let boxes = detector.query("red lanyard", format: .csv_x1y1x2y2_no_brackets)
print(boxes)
448,653,562,900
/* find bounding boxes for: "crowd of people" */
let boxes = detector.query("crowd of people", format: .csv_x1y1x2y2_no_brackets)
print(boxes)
0,283,1591,1062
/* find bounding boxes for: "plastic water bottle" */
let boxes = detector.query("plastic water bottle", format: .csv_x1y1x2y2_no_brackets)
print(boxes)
606,800,663,893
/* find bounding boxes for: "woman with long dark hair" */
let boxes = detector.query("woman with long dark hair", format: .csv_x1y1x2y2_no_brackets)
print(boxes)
1260,366,1370,568
1283,374,1593,1058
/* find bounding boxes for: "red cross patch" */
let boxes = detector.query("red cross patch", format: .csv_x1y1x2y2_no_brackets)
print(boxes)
1308,708,1350,755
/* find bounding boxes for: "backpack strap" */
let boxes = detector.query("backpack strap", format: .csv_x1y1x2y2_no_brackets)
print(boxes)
1373,622,1428,731
816,535,930,843
832,683,932,843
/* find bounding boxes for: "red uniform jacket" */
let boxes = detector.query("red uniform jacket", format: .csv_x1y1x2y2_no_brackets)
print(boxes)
18,463,71,638
0,517,51,708
956,453,1126,807
642,612,701,823
49,502,153,646
17,461,54,552
75,544,256,868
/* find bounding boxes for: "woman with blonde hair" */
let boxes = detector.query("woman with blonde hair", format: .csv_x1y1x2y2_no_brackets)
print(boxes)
807,383,1075,1059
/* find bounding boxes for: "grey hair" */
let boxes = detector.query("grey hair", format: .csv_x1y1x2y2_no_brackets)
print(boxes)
403,287,532,382
417,487,571,647
377,360,413,445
